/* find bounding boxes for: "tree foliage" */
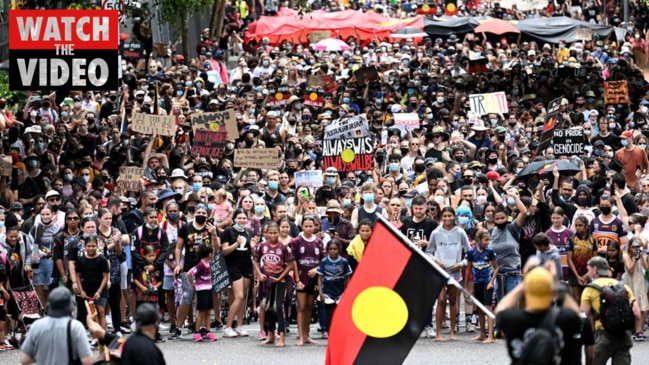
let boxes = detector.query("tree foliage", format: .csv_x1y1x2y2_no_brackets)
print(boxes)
155,0,215,28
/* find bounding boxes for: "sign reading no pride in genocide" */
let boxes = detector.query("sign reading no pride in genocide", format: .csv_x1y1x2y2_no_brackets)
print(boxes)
9,10,119,90
553,128,585,156
191,110,238,158
234,148,281,170
323,137,374,172
131,113,176,136
116,166,143,191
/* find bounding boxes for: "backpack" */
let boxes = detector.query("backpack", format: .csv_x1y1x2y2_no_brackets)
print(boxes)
518,307,562,365
587,282,635,334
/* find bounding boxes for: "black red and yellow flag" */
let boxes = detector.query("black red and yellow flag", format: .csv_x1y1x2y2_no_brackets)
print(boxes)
325,217,446,365
445,0,458,16
536,97,562,155
416,3,436,15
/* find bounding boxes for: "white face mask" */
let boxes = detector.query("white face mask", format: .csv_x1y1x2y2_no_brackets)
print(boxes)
434,195,444,204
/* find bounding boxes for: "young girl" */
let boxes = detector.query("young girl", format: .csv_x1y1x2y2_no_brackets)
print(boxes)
606,240,625,280
253,222,294,347
97,208,123,336
30,205,61,307
464,229,498,344
427,207,471,341
566,216,597,300
346,219,373,272
317,239,352,340
187,244,217,342
133,245,162,308
544,207,573,280
277,218,293,246
75,235,110,329
623,238,648,341
210,188,233,230
291,215,325,346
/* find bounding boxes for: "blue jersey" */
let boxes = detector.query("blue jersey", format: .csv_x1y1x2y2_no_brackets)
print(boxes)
466,247,496,284
316,256,353,299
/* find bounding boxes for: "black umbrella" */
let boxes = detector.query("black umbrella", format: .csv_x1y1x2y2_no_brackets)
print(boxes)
517,159,580,178
390,27,429,38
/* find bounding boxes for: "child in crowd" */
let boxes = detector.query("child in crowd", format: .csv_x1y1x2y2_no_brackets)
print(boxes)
317,239,352,339
465,229,498,344
187,244,217,342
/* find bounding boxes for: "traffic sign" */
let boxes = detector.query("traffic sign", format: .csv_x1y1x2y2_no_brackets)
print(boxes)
102,0,126,21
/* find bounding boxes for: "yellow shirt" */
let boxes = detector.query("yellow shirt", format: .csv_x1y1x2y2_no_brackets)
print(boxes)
581,277,635,331
557,47,570,63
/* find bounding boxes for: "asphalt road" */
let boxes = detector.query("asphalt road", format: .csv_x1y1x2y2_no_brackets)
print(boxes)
3,323,649,364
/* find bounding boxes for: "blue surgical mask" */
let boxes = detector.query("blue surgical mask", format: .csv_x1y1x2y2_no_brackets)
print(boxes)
152,190,158,196
457,216,469,225
234,223,244,230
192,182,203,192
342,97,350,104
325,177,336,185
507,197,516,206
363,193,375,204
427,113,433,120
145,223,158,230
389,163,399,172
64,173,73,182
176,90,183,97
516,167,522,174
621,139,629,147
208,203,215,211
196,82,203,88
167,212,179,221
254,205,265,214
175,188,184,195
405,198,412,208
0,221,5,229
376,98,383,104
61,111,69,118
407,89,415,95
268,181,279,190
343,198,352,206
640,144,647,149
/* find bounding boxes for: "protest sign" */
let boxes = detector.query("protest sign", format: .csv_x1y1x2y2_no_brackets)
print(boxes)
553,128,585,156
0,156,12,177
191,109,239,139
9,10,119,90
393,113,420,128
536,98,562,155
268,86,292,107
295,170,324,188
131,113,176,136
211,250,230,294
576,28,593,41
498,0,546,11
308,31,331,44
234,148,281,170
468,57,488,73
604,81,629,104
324,117,370,139
469,92,508,116
307,75,324,88
304,88,324,108
323,137,374,172
191,110,238,158
116,166,143,191
323,74,337,93
353,66,379,85
120,41,144,59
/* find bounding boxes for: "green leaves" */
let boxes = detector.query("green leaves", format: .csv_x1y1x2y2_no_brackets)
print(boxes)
157,0,215,28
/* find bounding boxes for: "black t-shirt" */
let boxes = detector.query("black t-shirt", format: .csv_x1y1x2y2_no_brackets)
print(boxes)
560,315,595,365
400,216,438,242
496,307,581,365
76,254,109,295
220,226,253,269
121,332,166,365
178,223,212,272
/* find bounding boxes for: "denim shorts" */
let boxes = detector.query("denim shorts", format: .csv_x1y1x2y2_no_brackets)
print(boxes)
33,259,53,287
120,262,128,289
179,273,195,306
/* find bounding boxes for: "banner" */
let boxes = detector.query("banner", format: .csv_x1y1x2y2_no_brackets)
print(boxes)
536,98,562,155
116,166,143,191
553,128,585,156
393,113,420,128
324,117,370,140
295,170,323,188
303,88,325,108
323,137,374,172
0,156,12,177
604,80,629,104
191,110,238,158
9,10,119,90
498,0,547,11
131,113,176,136
120,41,144,59
234,148,281,170
211,250,231,294
469,91,508,116
268,86,292,108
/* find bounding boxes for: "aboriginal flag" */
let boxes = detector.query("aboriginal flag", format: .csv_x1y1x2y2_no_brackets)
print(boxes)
445,0,458,16
325,217,446,365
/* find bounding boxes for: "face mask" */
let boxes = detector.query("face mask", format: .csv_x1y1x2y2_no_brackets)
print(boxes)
196,82,203,88
325,177,336,185
516,167,523,174
434,196,444,204
436,97,444,104
145,223,157,230
175,188,185,196
339,111,346,117
82,175,90,183
29,111,37,118
268,181,279,190
415,164,425,173
507,197,516,206
234,223,244,230
488,157,498,165
389,162,399,172
194,215,207,224
167,212,179,221
584,130,591,136
0,221,6,229
64,173,73,182
453,170,461,180
192,183,202,192
577,197,588,206
621,139,629,147
427,113,434,120
342,97,350,104
496,222,508,230
457,216,469,225
254,205,265,214
606,151,614,158
343,198,351,206
600,206,612,215
61,111,69,118
640,144,647,149
490,119,498,126
476,195,487,204
262,60,269,67
376,98,383,104
609,122,616,129
362,193,375,204
405,199,413,208
187,206,196,214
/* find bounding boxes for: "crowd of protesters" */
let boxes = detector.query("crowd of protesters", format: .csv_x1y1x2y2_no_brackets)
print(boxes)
0,1,649,364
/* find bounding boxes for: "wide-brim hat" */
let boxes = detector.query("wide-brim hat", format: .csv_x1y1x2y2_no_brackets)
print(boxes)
169,168,188,180
431,126,450,142
471,120,489,131
158,188,181,202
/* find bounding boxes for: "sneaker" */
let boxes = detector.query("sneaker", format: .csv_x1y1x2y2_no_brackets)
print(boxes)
203,332,218,342
210,321,223,329
234,327,249,337
114,331,123,338
120,323,132,334
223,327,238,338
168,327,182,340
193,333,203,342
466,323,476,333
633,331,646,341
158,323,169,331
169,324,177,334
424,327,436,339
258,330,267,341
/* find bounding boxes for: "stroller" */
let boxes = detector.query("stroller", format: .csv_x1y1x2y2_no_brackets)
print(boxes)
7,280,45,349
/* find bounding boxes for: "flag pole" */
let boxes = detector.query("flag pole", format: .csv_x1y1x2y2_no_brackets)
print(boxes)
374,213,496,319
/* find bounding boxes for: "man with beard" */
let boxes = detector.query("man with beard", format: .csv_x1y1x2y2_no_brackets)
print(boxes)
77,115,97,156
400,196,438,249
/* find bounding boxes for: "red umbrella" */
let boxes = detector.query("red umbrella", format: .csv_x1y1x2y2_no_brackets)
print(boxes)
474,18,520,35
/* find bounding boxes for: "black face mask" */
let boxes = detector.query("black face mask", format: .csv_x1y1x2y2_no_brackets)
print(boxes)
245,139,254,147
121,208,128,215
287,167,297,174
577,197,588,206
488,158,498,165
187,206,196,214
195,215,207,224
414,164,425,173
600,206,611,215
496,222,507,230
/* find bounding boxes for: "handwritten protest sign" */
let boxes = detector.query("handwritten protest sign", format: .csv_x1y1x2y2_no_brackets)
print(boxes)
234,148,281,170
116,166,143,192
323,137,374,172
308,31,331,44
576,28,593,41
191,110,238,158
120,41,143,59
498,0,546,11
469,91,508,116
324,117,370,139
393,113,420,128
0,156,12,177
295,170,323,188
211,250,230,294
131,113,176,136
604,81,629,104
553,128,585,156
307,75,324,88
191,109,239,139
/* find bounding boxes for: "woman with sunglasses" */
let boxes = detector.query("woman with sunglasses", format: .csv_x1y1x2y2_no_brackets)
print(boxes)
52,208,82,291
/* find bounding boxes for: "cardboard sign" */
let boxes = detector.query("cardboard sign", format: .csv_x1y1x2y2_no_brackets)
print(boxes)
294,170,324,188
191,109,239,140
268,86,292,108
393,113,420,128
322,137,375,172
323,74,337,93
469,92,508,116
9,10,119,90
324,117,371,139
536,98,562,155
234,148,281,170
303,88,325,108
191,110,238,158
116,166,143,191
576,28,593,41
131,113,176,136
308,31,331,44
353,66,379,85
468,57,488,73
307,75,324,88
604,81,630,104
120,41,144,59
211,250,231,294
0,156,12,177
553,128,585,156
